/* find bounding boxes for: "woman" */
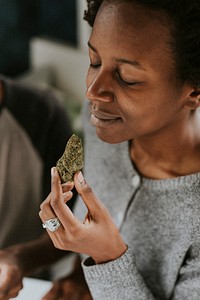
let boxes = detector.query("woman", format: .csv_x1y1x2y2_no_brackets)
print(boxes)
40,0,200,299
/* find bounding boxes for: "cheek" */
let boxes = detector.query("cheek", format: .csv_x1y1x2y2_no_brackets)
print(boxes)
120,95,166,133
118,94,151,121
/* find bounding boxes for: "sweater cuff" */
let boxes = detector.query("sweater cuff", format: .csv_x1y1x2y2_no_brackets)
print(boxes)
82,247,135,282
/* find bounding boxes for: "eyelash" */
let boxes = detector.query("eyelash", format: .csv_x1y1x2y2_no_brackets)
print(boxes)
89,63,138,86
90,62,101,69
117,71,138,86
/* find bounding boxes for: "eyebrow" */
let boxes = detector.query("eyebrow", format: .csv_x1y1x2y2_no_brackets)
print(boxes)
88,41,145,70
115,58,145,70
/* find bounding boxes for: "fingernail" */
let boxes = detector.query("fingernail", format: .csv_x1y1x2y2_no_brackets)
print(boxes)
51,167,56,176
77,171,84,183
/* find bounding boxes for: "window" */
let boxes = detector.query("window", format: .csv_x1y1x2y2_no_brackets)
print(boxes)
0,0,77,76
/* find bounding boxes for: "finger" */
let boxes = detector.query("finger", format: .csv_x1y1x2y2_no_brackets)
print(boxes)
48,168,79,228
74,171,104,216
63,191,73,203
39,169,69,221
42,191,52,206
62,181,74,193
39,190,56,219
40,190,73,222
39,194,57,221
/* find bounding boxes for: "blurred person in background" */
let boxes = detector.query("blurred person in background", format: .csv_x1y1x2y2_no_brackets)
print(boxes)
0,75,78,299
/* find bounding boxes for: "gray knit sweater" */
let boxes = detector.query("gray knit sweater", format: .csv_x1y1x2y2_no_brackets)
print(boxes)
74,104,200,300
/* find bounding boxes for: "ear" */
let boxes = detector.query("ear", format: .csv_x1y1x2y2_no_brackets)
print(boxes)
183,88,200,110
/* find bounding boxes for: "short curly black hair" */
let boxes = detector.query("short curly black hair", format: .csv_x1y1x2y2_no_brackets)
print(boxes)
84,0,200,89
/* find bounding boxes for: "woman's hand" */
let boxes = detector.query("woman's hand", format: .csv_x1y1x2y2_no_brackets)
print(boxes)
42,255,92,300
39,168,127,264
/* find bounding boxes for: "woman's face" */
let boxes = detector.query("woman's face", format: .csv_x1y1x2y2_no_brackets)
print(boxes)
86,0,190,144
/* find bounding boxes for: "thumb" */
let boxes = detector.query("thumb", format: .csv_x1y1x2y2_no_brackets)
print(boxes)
74,171,103,216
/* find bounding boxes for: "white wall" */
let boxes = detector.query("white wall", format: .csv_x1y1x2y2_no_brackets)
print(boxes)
29,1,91,103
30,38,89,102
76,0,91,51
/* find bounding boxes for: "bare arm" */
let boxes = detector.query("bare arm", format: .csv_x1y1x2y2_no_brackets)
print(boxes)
0,233,66,300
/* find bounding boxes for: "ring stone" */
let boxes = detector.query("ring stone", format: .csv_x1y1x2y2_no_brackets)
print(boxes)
42,218,61,232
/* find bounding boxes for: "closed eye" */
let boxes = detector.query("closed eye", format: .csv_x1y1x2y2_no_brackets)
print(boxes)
90,62,101,69
117,70,140,86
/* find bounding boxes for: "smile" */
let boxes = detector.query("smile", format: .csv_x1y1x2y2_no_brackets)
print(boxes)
90,112,122,127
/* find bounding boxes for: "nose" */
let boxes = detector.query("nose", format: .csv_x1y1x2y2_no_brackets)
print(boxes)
86,68,114,103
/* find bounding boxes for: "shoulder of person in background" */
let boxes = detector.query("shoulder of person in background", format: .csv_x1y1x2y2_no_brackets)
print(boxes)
0,74,78,204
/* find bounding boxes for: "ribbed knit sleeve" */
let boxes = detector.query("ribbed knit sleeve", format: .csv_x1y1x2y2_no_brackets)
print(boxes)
82,248,155,300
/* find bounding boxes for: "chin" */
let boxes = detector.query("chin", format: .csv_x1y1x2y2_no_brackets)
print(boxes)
95,128,125,144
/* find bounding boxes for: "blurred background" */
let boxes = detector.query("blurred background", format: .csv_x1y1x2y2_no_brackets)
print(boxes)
0,0,90,127
0,0,82,76
0,1,90,283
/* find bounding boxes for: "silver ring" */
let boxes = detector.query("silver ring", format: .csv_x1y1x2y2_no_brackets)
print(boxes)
42,218,61,232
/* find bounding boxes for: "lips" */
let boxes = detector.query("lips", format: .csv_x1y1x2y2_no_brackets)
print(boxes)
91,111,119,120
90,108,122,127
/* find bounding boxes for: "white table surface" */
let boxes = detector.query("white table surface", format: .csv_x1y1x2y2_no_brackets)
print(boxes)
13,277,52,300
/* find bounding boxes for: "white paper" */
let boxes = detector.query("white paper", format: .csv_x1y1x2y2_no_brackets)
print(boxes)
13,277,52,300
